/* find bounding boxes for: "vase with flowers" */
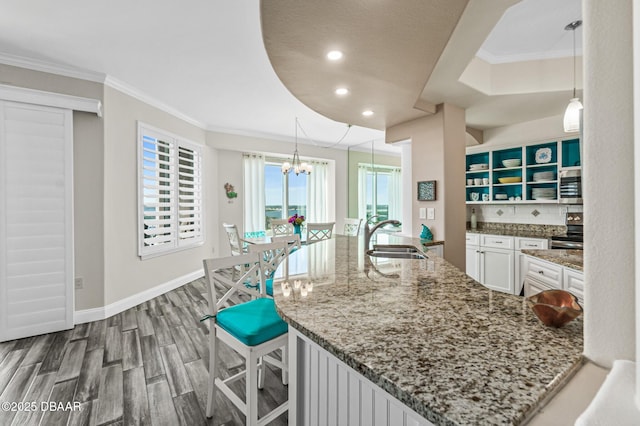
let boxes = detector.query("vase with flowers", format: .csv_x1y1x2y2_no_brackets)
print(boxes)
288,214,305,236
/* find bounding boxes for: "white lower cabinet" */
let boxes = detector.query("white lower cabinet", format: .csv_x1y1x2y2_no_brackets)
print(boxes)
515,237,549,296
466,234,514,294
523,255,584,303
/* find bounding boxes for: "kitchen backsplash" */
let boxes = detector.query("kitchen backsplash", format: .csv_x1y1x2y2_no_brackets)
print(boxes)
467,203,583,226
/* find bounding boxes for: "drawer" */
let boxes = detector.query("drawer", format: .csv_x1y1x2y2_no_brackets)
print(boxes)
524,276,554,298
516,237,548,250
481,235,514,250
526,257,562,289
563,268,584,302
466,233,479,245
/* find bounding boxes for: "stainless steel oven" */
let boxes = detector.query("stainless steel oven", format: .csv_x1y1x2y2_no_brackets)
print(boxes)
550,212,583,250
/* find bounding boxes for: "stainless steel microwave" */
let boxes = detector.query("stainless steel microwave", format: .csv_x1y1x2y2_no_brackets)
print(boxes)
559,169,582,204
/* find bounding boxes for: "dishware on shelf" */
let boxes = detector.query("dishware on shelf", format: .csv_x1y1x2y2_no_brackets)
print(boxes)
468,163,488,171
470,192,479,201
474,178,482,185
532,171,555,182
531,188,556,200
482,177,489,185
467,178,474,186
509,196,515,201
495,193,508,200
482,194,489,201
535,147,552,164
502,159,522,168
498,177,522,184
527,290,582,328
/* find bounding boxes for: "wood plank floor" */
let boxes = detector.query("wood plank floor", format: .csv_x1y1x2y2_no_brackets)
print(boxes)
0,278,288,426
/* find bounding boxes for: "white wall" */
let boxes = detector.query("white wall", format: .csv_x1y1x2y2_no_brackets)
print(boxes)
102,86,217,305
583,0,635,367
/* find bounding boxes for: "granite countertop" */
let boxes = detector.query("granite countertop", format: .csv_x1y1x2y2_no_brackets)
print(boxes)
521,249,584,272
466,222,566,239
273,235,583,425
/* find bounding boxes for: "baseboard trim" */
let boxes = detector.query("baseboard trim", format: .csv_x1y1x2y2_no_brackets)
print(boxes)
74,269,204,324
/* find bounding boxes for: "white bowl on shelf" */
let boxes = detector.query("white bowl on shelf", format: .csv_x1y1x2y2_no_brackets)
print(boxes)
502,159,521,168
495,193,508,200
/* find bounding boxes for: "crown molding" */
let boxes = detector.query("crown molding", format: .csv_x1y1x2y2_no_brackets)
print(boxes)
0,52,105,82
103,76,207,129
475,48,582,65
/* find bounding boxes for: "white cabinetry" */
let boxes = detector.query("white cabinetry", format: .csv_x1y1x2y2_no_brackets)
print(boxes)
515,237,549,295
466,233,515,294
523,255,584,303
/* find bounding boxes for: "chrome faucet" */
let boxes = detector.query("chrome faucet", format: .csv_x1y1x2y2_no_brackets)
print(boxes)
364,219,401,249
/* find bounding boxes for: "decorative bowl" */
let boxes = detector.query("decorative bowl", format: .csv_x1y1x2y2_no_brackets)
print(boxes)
502,159,522,168
498,177,522,184
527,290,583,328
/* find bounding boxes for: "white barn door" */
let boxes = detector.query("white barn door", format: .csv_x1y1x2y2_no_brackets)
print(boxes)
0,100,74,342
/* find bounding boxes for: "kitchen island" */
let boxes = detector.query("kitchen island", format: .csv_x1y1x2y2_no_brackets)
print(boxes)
273,235,583,425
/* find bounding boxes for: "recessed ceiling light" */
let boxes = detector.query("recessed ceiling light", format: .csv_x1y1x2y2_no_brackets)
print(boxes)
327,50,343,61
362,110,374,116
335,88,349,96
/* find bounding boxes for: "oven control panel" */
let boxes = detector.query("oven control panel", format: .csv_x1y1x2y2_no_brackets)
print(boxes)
566,212,583,225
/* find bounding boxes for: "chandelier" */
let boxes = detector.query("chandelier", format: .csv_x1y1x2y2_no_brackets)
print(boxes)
563,20,583,133
281,118,312,175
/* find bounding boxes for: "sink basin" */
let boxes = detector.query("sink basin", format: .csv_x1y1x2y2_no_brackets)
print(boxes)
366,244,427,259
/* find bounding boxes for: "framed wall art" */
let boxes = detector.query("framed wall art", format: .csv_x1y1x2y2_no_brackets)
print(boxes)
417,180,436,201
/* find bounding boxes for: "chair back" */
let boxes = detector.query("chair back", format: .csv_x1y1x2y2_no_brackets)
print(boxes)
223,223,244,256
343,218,362,236
203,253,263,316
249,240,291,283
271,234,302,255
270,219,294,236
306,222,335,243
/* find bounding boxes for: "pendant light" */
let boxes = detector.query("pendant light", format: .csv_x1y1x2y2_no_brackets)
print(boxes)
281,118,312,175
563,20,583,133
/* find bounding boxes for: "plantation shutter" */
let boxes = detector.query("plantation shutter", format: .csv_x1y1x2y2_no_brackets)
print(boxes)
138,123,203,258
177,144,203,245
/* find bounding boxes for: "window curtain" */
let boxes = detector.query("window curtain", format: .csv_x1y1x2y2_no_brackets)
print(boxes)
243,153,265,234
306,161,328,222
388,167,402,221
357,164,368,221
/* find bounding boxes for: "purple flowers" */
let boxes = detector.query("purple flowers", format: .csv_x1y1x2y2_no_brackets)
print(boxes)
288,214,305,225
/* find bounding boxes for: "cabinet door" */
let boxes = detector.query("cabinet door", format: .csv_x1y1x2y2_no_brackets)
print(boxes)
515,251,528,296
480,247,514,294
563,268,584,303
465,245,480,281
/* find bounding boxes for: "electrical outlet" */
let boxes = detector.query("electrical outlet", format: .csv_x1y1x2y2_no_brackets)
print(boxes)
75,277,84,290
419,207,426,219
427,208,435,220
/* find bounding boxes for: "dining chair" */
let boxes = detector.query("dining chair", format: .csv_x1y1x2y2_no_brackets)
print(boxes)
249,237,300,297
270,218,294,236
222,223,249,256
202,253,289,425
306,222,335,243
343,218,362,236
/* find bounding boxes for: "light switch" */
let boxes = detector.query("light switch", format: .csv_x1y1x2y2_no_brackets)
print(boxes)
419,207,426,219
427,208,435,220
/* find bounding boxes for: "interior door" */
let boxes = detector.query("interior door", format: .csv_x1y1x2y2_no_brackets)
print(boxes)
0,100,74,342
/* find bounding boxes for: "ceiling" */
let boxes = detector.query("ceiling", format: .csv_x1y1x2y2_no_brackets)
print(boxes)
0,0,581,153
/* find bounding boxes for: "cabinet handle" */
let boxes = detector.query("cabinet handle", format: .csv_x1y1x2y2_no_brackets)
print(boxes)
525,244,537,247
538,270,544,275
494,241,503,244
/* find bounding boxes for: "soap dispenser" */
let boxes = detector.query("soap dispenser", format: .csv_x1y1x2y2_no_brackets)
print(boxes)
470,208,477,230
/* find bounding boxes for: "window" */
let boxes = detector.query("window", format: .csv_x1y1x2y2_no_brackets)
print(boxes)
358,164,401,222
138,122,203,258
264,161,307,230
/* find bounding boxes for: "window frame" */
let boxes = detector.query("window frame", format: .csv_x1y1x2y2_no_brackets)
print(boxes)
264,158,308,231
137,122,204,259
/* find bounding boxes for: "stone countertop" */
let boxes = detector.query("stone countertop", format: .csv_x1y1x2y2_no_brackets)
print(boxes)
273,235,583,425
467,227,555,239
521,249,584,272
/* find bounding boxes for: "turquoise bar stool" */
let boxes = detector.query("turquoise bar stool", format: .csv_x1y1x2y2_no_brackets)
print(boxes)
203,252,289,425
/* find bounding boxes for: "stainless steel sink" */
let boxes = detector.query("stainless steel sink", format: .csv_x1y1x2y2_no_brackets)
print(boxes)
366,244,427,259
